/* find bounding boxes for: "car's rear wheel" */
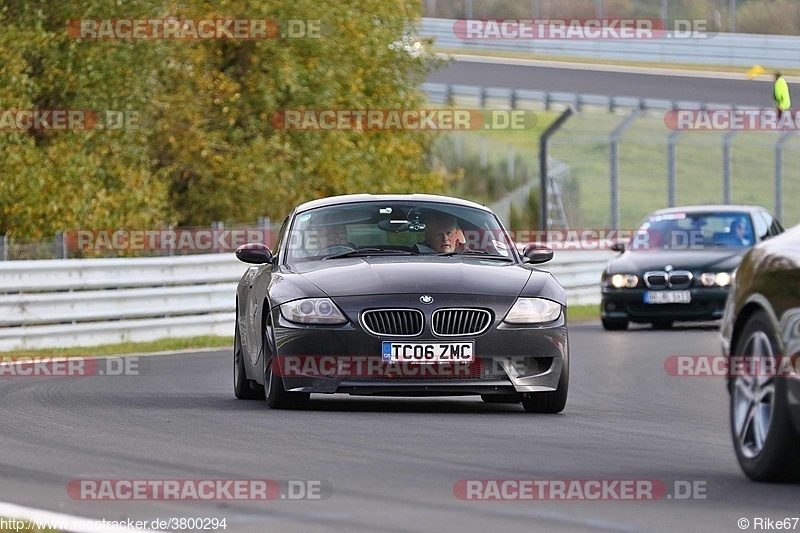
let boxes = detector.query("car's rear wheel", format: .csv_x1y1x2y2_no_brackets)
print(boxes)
481,394,522,404
234,324,262,400
265,355,310,409
730,311,800,481
522,364,568,413
602,317,629,330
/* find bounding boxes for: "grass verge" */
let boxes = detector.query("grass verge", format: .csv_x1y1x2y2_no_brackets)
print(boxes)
1,335,233,358
566,303,599,323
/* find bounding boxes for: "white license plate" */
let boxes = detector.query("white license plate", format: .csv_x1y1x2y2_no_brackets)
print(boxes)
381,341,475,363
644,290,691,304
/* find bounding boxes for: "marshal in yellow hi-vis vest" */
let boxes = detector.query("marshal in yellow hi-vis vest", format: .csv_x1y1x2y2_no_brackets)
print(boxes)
774,72,791,113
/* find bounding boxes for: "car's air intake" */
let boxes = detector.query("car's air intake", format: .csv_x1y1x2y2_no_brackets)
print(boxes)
432,309,492,336
361,309,424,336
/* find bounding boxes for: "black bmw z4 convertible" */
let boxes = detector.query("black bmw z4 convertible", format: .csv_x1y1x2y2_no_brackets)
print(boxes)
233,194,569,413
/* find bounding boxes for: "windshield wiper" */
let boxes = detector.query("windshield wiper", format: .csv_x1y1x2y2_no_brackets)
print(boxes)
438,249,513,261
322,248,418,260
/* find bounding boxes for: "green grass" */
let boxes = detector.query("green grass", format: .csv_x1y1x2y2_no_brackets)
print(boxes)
1,335,233,358
566,303,599,322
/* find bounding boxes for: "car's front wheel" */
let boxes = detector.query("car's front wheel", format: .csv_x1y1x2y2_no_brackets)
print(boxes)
234,324,263,400
522,364,568,413
265,355,310,409
730,311,800,481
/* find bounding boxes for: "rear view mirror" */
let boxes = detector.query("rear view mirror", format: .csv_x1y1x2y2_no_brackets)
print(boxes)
522,243,554,264
236,243,273,264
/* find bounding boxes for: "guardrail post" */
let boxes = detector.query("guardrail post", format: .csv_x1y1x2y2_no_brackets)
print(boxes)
544,92,552,111
609,109,641,230
575,94,582,113
1,234,7,261
510,88,518,110
722,130,737,204
775,130,796,222
480,86,487,108
539,108,574,232
445,84,454,107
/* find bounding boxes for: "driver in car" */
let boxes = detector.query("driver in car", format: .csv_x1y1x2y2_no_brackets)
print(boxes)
316,224,351,253
417,213,466,253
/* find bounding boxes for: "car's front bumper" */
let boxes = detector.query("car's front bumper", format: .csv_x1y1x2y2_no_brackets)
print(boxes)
269,295,567,396
601,286,730,323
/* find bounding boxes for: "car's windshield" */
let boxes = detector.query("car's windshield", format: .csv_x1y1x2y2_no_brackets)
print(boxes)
629,211,754,250
284,201,514,263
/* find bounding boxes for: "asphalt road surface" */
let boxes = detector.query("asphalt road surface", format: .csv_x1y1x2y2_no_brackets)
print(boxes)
427,57,777,107
2,322,799,532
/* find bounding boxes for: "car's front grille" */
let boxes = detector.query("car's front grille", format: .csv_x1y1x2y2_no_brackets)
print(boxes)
431,308,492,336
361,309,423,336
668,270,692,288
644,271,668,288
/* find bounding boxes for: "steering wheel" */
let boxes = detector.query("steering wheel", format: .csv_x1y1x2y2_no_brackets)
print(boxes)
317,244,356,256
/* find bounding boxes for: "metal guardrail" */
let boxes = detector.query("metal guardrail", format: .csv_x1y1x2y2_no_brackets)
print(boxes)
0,251,610,351
422,18,800,68
422,81,754,113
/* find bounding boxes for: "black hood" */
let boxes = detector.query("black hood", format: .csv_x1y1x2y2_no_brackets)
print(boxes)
606,249,747,274
291,257,533,297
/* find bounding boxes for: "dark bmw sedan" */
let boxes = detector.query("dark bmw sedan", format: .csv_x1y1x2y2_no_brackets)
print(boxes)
721,224,800,481
233,194,569,413
601,205,783,330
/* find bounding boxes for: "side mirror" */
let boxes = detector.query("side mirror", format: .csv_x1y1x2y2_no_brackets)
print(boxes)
610,242,625,252
236,243,273,264
522,243,554,264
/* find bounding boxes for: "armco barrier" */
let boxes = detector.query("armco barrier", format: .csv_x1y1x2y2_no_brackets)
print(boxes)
422,18,800,69
0,251,610,351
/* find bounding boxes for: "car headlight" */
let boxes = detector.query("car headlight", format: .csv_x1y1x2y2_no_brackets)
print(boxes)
607,273,639,288
504,298,562,324
280,298,348,324
700,272,732,287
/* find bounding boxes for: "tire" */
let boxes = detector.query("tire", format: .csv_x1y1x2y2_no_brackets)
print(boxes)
264,355,310,409
481,394,522,404
602,316,629,331
730,311,800,481
522,362,569,413
234,323,262,400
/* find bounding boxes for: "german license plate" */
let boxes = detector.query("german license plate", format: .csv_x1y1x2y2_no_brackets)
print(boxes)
644,290,691,304
381,341,475,363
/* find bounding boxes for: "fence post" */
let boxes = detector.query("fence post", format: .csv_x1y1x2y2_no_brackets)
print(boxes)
775,130,796,222
722,130,737,204
212,221,224,252
667,130,681,207
539,108,574,231
609,110,641,230
55,232,67,259
0,234,7,261
507,145,515,180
